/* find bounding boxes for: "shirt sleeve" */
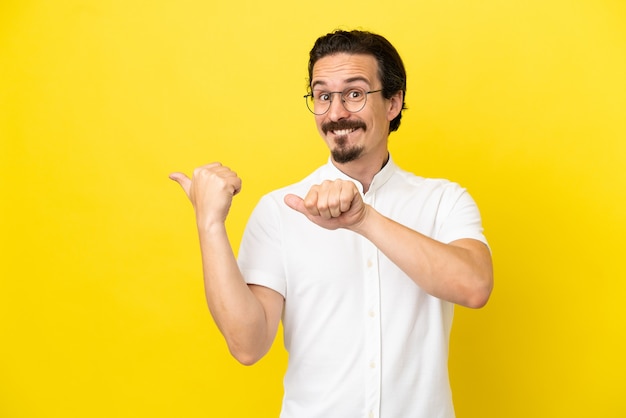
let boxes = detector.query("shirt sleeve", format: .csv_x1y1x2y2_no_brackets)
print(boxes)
436,183,490,249
237,194,287,297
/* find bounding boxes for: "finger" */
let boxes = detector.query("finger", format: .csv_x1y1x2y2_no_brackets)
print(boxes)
339,181,358,213
327,182,349,218
303,188,322,217
304,180,336,219
230,176,243,196
317,193,332,220
284,194,306,214
191,164,242,196
168,172,192,197
191,162,225,179
326,180,358,213
213,167,242,196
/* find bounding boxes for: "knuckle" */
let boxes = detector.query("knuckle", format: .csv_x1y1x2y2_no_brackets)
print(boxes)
327,195,340,207
303,198,317,211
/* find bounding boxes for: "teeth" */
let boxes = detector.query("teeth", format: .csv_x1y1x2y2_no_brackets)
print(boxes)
333,128,355,135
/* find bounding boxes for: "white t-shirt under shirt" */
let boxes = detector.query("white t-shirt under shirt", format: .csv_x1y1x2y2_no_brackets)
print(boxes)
238,156,488,418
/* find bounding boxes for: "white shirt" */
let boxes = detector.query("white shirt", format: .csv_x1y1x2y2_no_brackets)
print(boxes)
238,156,488,418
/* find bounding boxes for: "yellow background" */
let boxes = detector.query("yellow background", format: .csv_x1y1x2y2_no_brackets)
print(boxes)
1,0,625,417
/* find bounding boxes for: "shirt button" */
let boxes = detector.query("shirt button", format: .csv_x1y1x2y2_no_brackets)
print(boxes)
369,310,375,318
370,361,376,369
367,259,373,268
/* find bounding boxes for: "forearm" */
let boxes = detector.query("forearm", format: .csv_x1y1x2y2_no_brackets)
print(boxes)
197,222,274,364
352,206,493,308
169,164,278,363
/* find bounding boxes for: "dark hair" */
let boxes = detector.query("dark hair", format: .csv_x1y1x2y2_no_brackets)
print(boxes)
308,30,407,132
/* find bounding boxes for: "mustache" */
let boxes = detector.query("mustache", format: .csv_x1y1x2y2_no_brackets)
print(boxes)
321,120,366,135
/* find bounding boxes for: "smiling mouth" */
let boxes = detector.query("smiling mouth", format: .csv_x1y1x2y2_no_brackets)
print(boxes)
322,120,366,136
332,128,358,136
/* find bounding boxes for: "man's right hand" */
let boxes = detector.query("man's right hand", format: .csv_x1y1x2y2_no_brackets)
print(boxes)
169,162,242,229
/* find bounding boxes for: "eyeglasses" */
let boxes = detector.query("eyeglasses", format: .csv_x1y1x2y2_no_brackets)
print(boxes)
303,87,383,115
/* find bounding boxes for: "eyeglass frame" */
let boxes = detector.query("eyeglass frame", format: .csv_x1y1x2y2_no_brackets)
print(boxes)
303,87,383,115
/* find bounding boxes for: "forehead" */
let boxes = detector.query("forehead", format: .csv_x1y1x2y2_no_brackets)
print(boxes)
311,53,380,89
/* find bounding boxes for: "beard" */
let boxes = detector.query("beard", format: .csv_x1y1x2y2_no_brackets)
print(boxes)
331,136,364,163
322,119,367,164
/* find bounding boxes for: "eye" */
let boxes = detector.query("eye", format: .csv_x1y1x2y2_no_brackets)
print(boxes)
315,91,331,102
345,89,364,101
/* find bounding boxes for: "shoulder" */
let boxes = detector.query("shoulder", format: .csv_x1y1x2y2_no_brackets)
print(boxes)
389,164,466,197
250,164,329,219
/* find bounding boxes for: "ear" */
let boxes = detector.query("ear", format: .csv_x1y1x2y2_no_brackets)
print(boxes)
386,90,404,122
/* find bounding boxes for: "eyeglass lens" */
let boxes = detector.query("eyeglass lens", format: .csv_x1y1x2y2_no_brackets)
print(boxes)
306,88,369,115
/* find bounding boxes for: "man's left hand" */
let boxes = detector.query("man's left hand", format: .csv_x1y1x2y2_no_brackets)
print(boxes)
284,179,368,231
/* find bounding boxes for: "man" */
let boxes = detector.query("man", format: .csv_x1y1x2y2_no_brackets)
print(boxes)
170,30,493,418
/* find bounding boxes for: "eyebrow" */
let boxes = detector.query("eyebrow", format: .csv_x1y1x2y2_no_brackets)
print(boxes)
311,76,371,90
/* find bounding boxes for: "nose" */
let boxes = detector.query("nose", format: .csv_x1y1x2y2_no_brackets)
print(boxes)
326,93,350,121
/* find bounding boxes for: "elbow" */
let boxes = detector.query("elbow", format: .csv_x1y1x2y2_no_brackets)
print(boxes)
465,288,491,309
463,276,494,309
227,341,267,366
233,352,262,366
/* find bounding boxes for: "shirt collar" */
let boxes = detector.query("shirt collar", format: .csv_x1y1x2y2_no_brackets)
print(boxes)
322,155,397,195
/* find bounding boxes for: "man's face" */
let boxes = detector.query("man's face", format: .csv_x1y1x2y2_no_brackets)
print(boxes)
310,53,402,165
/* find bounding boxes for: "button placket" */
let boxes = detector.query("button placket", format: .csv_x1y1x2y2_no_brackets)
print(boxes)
362,192,381,417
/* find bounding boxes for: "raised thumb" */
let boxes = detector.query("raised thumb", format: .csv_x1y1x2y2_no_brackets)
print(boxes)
169,172,192,196
284,193,306,214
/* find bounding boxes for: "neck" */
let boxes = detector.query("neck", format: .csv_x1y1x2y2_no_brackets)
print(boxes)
332,152,389,194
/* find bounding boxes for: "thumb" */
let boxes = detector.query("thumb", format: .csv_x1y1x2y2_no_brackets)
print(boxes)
284,193,306,214
169,172,192,197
